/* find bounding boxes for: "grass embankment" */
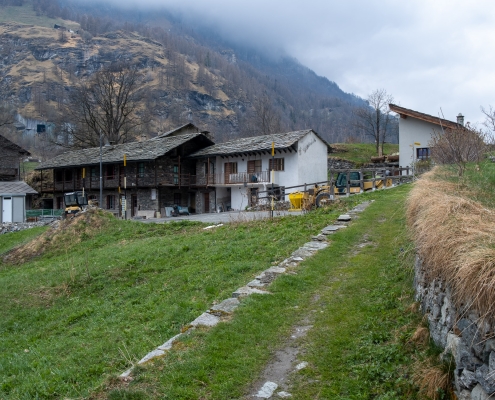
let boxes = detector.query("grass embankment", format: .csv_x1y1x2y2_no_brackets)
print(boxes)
1,185,428,399
330,143,399,166
0,226,48,256
407,162,495,326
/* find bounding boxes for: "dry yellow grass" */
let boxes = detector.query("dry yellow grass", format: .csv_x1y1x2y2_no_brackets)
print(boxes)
410,326,430,347
413,360,453,400
407,168,495,324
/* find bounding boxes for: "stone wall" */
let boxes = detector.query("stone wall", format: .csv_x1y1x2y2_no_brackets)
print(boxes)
327,157,355,170
415,257,495,399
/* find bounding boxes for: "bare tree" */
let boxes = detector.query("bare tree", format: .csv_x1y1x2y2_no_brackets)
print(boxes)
252,93,281,135
481,106,495,145
429,125,487,176
353,89,394,156
65,64,144,148
0,102,15,128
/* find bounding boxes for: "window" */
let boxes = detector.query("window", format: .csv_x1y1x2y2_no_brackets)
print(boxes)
416,148,430,161
138,162,145,178
269,158,284,171
247,160,262,173
106,195,115,209
90,167,97,178
106,165,116,179
55,170,64,182
173,165,179,185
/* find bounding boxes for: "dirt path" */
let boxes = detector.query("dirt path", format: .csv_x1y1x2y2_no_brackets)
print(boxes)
245,202,373,399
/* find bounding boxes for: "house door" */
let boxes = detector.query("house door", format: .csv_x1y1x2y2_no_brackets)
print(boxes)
131,194,137,217
204,192,210,213
2,197,12,223
250,188,259,207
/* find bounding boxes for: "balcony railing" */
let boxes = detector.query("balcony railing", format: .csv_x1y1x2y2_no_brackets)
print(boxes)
195,171,270,185
40,170,271,192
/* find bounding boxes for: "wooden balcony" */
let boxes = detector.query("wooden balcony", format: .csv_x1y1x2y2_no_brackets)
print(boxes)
40,170,271,193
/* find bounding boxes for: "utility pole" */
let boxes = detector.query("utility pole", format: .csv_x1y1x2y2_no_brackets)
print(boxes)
99,131,103,208
271,141,274,219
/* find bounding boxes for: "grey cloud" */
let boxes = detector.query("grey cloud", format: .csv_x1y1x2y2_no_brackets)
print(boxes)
93,0,494,123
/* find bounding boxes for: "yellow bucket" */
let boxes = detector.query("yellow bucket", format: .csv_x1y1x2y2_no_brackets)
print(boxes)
288,192,304,211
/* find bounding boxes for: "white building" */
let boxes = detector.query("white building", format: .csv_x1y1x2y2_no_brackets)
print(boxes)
190,130,330,211
389,104,463,168
0,181,38,223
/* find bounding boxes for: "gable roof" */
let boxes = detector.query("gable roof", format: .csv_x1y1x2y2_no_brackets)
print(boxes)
389,104,460,130
153,123,209,139
0,181,37,195
0,135,31,156
37,132,214,170
190,130,330,158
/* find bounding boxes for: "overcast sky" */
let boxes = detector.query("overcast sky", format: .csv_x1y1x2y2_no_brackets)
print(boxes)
109,0,494,125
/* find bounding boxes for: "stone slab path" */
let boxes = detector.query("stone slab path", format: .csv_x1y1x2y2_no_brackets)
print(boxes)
120,201,374,396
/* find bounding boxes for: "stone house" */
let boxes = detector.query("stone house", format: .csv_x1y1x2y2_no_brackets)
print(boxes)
0,134,31,181
36,126,214,217
189,129,331,211
389,104,463,168
0,135,37,222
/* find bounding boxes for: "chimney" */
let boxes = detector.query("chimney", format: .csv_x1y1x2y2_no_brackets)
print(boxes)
457,113,464,126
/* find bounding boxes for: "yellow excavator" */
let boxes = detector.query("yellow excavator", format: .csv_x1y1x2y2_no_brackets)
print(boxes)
288,172,393,210
333,171,392,195
64,191,88,217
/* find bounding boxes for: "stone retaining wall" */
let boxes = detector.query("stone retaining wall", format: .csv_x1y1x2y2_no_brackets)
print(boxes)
415,257,495,399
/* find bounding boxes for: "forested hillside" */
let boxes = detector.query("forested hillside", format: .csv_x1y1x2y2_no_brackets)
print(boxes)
0,0,378,158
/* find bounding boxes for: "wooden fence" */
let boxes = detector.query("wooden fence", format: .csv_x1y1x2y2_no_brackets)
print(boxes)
256,166,414,206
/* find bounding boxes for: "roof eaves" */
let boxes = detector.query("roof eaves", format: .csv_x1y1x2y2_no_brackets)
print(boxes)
389,103,459,129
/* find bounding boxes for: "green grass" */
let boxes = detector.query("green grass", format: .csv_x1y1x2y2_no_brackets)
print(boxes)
97,186,421,399
330,143,399,166
0,226,48,256
21,162,40,175
0,186,425,399
0,0,79,29
0,208,342,399
425,160,495,208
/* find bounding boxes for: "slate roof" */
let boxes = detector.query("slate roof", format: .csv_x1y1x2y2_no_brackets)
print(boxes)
152,123,202,139
0,135,31,156
0,181,37,195
37,133,213,170
190,130,330,158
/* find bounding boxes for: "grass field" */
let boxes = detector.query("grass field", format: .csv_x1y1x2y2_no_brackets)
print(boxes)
330,143,399,166
0,185,431,399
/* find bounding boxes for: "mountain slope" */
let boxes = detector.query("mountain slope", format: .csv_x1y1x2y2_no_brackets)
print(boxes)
0,0,367,155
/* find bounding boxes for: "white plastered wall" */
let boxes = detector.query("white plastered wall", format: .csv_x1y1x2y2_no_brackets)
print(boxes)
399,117,441,168
296,131,328,191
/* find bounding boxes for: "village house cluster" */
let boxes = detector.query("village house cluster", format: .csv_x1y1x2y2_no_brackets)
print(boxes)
34,124,330,218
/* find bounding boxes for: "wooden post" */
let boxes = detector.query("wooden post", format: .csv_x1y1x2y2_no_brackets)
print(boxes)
329,171,334,199
372,169,376,191
154,160,157,187
346,170,350,197
359,168,364,193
